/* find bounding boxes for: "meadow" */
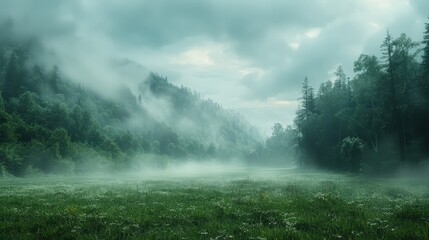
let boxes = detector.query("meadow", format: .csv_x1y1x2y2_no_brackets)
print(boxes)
1,167,428,240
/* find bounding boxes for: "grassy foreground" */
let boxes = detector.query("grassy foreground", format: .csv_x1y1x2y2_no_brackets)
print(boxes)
0,168,428,240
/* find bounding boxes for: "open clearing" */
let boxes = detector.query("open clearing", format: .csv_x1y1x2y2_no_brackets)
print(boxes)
1,168,429,239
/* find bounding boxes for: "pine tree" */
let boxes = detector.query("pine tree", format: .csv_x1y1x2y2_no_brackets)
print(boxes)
422,17,429,77
422,17,429,99
381,31,397,110
299,77,315,120
49,66,60,93
3,51,21,98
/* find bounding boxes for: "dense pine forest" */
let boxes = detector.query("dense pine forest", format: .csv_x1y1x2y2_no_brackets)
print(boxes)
259,19,429,173
0,20,260,176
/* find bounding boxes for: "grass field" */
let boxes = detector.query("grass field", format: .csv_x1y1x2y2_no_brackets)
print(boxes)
1,167,428,239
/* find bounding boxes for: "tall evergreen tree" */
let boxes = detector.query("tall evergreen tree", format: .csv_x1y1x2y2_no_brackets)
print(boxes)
381,31,397,111
381,31,406,161
422,17,429,78
3,51,22,98
352,54,384,153
49,66,60,93
299,77,315,120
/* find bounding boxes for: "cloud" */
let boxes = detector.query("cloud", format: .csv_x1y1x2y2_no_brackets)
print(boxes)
409,0,429,19
1,0,428,134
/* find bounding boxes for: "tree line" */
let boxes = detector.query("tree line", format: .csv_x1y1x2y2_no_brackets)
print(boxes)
262,18,429,173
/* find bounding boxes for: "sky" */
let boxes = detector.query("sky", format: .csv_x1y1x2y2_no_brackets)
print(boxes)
1,0,429,135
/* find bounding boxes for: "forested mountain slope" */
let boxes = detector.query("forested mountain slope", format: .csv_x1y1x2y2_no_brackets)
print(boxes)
0,22,261,176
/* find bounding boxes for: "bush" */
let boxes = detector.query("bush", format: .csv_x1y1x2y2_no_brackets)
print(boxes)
23,165,43,177
53,159,75,175
340,136,364,172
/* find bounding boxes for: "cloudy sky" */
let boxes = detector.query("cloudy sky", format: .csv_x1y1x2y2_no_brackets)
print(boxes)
2,0,429,135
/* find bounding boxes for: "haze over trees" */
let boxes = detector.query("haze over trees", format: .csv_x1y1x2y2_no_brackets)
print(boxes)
1,2,429,239
2,16,429,177
261,18,429,173
0,20,260,176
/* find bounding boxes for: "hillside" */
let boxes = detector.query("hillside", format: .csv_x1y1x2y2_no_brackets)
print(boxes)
0,23,261,176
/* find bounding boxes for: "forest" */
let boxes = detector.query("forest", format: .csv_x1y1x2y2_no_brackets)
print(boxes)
0,20,261,177
255,20,429,174
1,2,429,239
2,18,429,176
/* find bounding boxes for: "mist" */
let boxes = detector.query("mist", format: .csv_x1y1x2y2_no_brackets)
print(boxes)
0,0,428,175
1,2,429,239
1,0,426,134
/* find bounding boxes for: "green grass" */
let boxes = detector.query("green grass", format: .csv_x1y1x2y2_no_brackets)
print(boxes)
0,169,428,239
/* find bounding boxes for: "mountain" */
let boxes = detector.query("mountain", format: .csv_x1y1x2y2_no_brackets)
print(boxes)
0,24,261,176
